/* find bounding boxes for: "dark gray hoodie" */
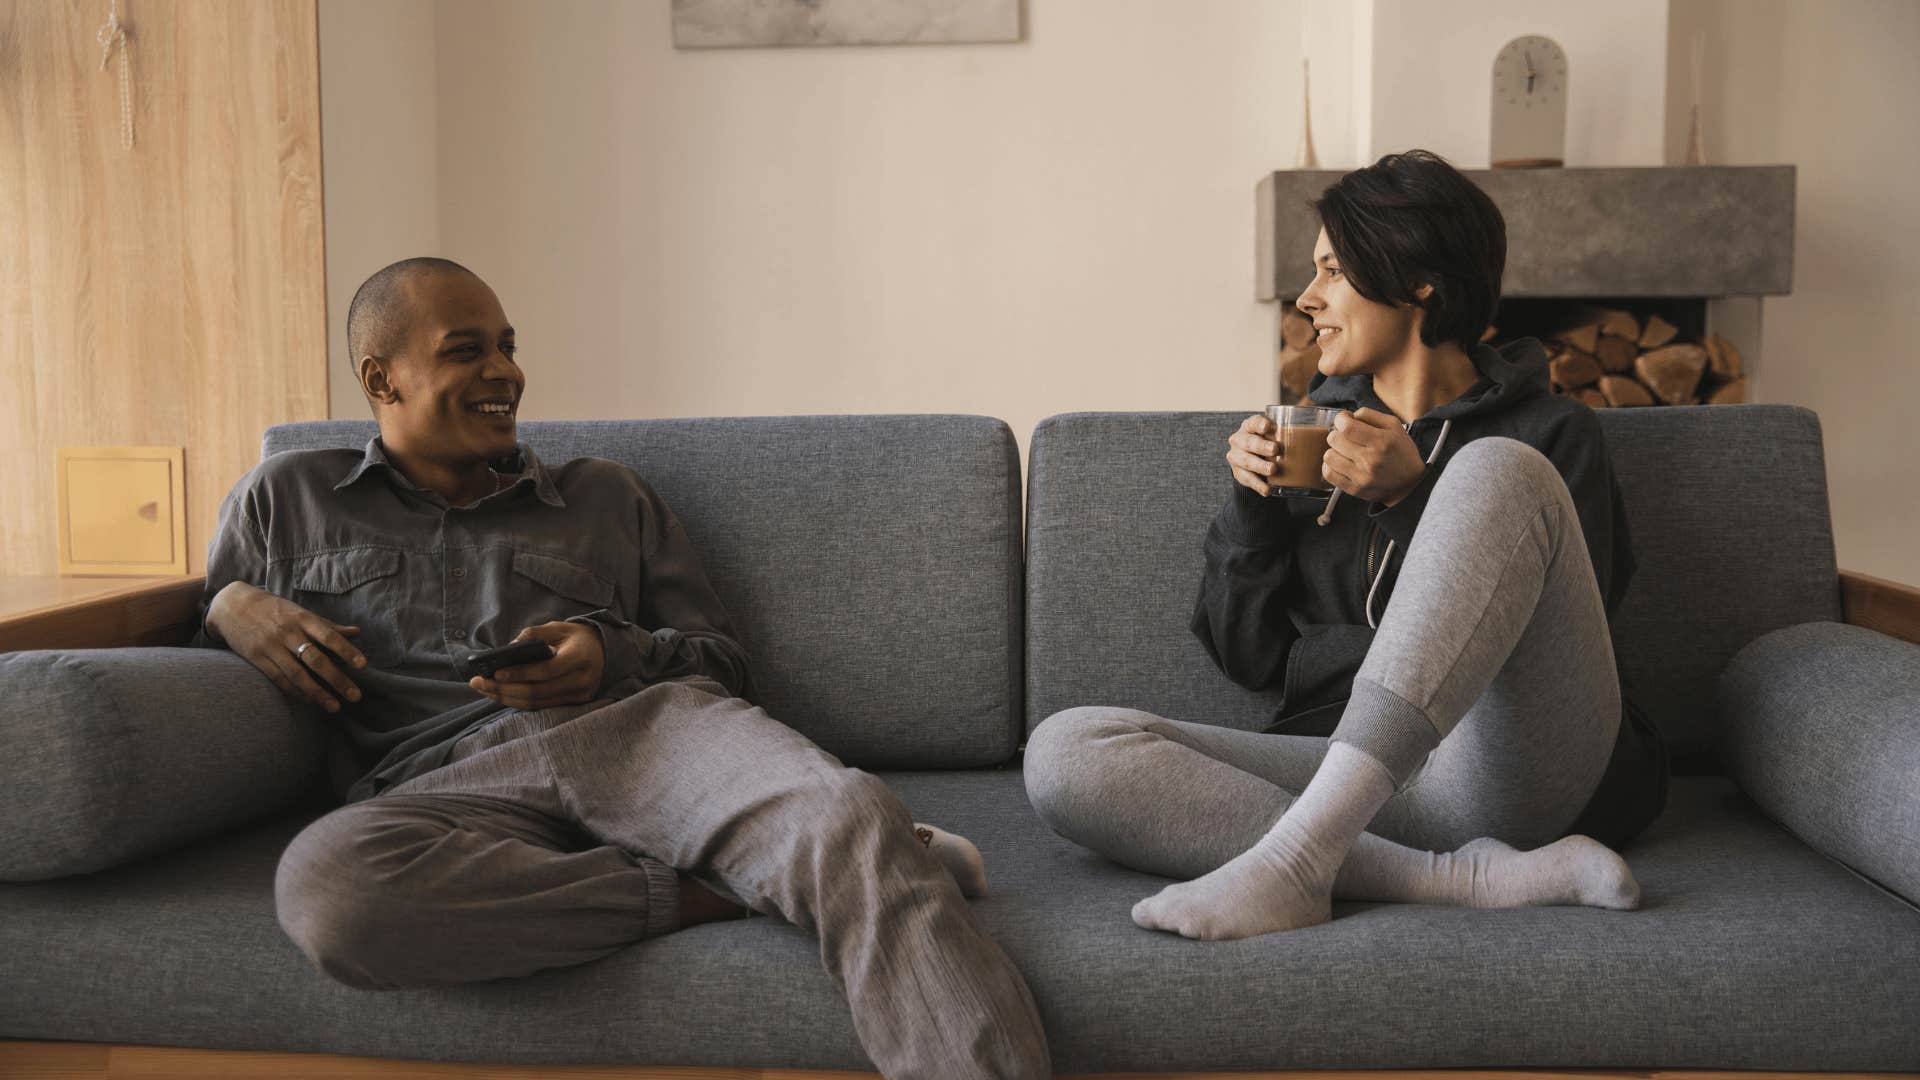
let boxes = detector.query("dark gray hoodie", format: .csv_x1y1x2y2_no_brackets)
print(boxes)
1190,336,1669,849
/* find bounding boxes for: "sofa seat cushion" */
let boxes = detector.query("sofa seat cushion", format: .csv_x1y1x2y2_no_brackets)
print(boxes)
2,775,1916,1072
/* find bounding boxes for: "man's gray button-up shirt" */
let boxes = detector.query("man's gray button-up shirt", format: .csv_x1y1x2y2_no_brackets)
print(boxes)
195,436,751,802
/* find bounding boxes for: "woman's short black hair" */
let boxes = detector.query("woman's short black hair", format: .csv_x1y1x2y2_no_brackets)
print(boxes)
1311,149,1506,351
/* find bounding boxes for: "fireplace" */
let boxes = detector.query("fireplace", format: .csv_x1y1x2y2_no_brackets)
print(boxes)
1257,166,1795,410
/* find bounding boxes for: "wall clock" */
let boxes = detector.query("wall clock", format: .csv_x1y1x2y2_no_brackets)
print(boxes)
1490,34,1567,168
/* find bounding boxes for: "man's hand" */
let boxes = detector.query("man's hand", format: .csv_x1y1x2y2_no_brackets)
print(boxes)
1323,407,1427,506
206,581,367,713
468,620,605,710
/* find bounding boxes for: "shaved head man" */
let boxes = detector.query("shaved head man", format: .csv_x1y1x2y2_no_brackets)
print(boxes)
195,259,1051,1077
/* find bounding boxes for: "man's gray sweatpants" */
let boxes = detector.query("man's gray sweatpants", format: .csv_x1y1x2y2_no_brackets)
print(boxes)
276,676,1051,1079
1024,436,1621,875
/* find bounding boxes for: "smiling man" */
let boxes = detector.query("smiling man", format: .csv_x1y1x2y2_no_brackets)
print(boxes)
194,258,1050,1079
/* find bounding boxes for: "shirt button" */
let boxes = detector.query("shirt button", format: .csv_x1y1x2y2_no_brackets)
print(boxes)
451,629,467,641
451,567,466,578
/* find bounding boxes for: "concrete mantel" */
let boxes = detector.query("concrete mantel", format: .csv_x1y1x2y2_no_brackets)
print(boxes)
1257,166,1796,302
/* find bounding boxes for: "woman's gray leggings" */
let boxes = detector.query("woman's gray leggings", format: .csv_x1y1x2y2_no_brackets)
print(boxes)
1024,436,1620,877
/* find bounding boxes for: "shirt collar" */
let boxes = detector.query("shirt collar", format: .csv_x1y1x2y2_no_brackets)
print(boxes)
335,435,567,509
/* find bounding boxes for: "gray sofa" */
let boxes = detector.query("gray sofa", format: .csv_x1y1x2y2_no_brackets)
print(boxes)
3,407,1917,1074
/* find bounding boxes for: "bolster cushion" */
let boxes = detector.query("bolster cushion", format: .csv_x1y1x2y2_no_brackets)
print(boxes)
0,647,327,881
1717,621,1920,907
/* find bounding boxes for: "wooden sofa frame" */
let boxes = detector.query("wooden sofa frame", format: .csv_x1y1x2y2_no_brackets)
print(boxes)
3,568,1917,1080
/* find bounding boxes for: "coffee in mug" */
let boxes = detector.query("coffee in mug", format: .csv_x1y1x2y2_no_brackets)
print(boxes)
1265,404,1344,497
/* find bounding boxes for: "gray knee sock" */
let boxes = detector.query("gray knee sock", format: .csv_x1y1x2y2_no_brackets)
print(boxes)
1334,833,1640,910
1132,740,1394,939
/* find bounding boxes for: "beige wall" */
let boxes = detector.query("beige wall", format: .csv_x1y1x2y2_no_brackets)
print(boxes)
328,0,1321,449
320,0,440,421
1668,0,1920,584
0,0,328,576
320,0,1920,585
1369,0,1670,166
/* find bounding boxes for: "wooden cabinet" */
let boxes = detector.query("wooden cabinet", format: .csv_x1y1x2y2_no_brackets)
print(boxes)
0,0,327,577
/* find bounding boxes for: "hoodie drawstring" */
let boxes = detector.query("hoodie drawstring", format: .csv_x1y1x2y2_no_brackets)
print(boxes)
1363,418,1451,629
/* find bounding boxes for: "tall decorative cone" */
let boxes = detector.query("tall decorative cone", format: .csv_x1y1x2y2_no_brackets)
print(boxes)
1685,103,1707,165
1296,58,1319,168
1684,31,1707,165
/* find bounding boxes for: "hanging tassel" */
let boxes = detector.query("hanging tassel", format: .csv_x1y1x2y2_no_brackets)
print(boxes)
97,0,135,151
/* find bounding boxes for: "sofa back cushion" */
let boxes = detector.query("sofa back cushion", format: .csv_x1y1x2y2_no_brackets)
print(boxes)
1024,405,1840,767
262,416,1023,768
1025,412,1286,737
1598,404,1839,762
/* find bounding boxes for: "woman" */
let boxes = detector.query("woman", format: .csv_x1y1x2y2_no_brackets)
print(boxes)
1023,150,1670,941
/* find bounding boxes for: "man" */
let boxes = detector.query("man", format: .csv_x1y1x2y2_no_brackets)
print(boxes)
196,257,1050,1079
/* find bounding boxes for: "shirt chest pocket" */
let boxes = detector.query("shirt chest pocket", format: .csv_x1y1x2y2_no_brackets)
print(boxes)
288,548,404,660
508,550,615,623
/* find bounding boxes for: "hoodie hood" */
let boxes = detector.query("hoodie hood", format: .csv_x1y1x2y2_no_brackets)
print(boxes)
1306,336,1552,424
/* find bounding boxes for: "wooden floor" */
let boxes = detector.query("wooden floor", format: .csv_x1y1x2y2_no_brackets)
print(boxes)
2,1042,1914,1080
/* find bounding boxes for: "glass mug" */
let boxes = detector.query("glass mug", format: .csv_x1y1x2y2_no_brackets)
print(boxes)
1264,405,1343,497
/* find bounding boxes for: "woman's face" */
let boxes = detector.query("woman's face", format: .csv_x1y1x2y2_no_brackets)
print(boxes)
1295,227,1423,379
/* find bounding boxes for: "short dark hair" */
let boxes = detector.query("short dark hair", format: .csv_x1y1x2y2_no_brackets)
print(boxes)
1311,150,1505,351
345,256,476,367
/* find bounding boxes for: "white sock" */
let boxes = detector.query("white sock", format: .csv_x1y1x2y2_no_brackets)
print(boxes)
1335,834,1640,910
1132,740,1393,940
914,822,988,898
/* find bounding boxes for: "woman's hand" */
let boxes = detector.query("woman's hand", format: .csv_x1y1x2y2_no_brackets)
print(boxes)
468,621,606,710
1226,413,1282,496
205,581,367,713
1323,407,1427,506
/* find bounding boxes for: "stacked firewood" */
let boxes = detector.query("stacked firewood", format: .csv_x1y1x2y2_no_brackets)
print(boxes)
1542,309,1747,408
1275,307,1749,408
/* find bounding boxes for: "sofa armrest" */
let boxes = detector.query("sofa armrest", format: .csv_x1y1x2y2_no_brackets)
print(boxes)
1841,568,1920,646
1717,621,1920,907
0,576,206,652
0,646,327,881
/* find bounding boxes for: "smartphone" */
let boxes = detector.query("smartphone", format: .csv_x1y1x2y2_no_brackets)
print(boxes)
458,639,555,679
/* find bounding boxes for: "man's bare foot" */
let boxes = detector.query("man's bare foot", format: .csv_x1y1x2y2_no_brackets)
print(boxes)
915,822,989,897
678,874,751,927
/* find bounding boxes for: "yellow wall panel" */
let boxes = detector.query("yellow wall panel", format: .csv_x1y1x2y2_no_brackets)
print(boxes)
58,446,187,573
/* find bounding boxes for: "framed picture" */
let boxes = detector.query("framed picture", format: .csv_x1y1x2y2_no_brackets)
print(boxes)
673,0,1023,49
